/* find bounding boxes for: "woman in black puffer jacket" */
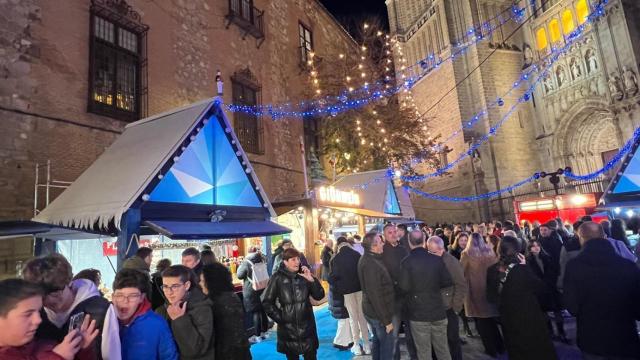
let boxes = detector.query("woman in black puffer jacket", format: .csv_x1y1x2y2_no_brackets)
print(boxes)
262,248,325,359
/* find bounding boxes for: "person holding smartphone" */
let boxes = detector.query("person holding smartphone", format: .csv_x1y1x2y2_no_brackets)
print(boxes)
156,265,215,360
0,279,98,360
262,248,324,360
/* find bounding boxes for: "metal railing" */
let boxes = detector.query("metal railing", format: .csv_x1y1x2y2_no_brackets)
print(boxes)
227,0,264,39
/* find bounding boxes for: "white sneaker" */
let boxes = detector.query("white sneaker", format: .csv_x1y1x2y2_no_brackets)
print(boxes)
350,344,363,356
260,332,269,339
362,344,371,355
248,335,262,344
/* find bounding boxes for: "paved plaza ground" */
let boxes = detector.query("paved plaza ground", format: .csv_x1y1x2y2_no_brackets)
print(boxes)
250,305,583,359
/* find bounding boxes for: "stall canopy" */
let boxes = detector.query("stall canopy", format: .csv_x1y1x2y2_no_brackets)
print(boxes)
2,98,290,240
328,170,416,220
601,135,640,209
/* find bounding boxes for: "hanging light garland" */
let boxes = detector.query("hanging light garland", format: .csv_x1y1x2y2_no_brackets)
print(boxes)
351,0,609,189
406,119,638,202
225,3,524,120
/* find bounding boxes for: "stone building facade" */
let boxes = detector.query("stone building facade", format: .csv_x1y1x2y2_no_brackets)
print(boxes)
386,0,640,223
0,0,356,277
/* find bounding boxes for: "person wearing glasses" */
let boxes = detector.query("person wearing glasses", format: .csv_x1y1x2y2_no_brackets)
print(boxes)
113,268,178,360
22,254,110,359
156,265,215,360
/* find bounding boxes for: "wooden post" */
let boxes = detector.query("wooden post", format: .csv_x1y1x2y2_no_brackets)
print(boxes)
117,208,141,270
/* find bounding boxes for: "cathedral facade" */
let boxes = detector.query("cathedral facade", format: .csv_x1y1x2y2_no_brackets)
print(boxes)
386,0,640,222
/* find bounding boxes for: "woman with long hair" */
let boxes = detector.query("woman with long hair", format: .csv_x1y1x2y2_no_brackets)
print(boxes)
487,236,558,360
449,232,469,260
611,218,632,249
460,233,504,357
526,240,568,343
200,263,252,360
449,231,474,338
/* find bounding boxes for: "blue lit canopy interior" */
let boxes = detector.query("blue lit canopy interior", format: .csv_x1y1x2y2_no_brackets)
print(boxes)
384,181,402,215
149,112,262,207
612,147,640,195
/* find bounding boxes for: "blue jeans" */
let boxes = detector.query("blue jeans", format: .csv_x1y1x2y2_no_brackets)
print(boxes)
365,315,397,360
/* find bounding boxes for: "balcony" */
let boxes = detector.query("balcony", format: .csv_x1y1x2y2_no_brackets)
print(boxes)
226,0,265,47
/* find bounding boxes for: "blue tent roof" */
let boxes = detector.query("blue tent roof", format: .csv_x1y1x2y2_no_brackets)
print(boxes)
601,135,640,208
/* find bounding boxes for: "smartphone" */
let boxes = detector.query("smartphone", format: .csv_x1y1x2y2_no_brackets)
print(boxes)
68,312,85,333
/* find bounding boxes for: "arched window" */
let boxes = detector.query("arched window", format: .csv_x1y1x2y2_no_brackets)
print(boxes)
562,10,575,34
576,0,589,24
549,19,561,43
536,28,548,50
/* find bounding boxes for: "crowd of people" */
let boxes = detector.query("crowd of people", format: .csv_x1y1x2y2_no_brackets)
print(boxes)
1,216,639,360
0,246,251,360
315,218,640,360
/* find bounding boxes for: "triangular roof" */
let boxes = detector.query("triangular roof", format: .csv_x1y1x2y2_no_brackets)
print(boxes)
601,135,640,208
331,169,415,219
34,98,275,230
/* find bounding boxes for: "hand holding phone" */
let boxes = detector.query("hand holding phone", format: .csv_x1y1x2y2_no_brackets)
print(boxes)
68,312,85,333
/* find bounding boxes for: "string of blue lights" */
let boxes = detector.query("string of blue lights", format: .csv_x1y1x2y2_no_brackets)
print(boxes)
351,0,609,190
406,122,639,203
224,4,523,120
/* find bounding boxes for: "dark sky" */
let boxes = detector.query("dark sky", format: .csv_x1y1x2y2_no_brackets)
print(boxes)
319,0,389,32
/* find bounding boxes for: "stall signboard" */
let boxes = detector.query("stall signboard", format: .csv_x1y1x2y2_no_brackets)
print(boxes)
102,239,151,256
317,186,361,207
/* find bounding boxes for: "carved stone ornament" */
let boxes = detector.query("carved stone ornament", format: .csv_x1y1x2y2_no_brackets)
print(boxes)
556,66,567,87
622,66,638,96
609,72,624,101
523,43,534,69
585,49,598,74
570,58,582,80
544,74,555,94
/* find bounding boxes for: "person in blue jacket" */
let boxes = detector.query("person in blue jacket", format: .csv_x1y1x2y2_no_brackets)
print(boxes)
112,268,178,360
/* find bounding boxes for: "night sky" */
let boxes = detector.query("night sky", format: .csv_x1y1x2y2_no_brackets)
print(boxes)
319,0,389,32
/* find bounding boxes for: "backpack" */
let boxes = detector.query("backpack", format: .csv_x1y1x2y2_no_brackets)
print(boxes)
248,257,270,291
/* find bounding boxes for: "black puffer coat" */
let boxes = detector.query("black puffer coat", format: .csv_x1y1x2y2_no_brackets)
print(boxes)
262,267,325,355
237,252,267,312
328,286,349,319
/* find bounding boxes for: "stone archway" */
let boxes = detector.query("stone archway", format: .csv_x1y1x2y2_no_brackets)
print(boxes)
552,99,622,175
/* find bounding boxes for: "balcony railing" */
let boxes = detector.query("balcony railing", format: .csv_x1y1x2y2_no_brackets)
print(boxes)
226,0,264,44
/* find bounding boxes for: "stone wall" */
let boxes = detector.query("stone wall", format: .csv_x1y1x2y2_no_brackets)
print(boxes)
0,0,357,277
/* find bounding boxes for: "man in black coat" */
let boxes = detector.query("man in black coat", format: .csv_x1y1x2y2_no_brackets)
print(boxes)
538,222,564,267
320,239,334,282
330,237,370,355
262,248,325,359
381,223,417,360
564,221,640,359
358,232,396,360
399,231,453,360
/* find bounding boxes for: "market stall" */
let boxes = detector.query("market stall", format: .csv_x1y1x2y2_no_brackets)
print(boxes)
0,98,290,292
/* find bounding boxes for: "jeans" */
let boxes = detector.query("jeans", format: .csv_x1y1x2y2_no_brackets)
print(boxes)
446,309,462,360
410,319,451,360
365,315,397,360
285,350,317,360
252,310,269,336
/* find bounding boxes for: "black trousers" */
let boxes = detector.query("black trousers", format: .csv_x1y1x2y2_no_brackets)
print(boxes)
474,317,504,357
285,350,317,360
252,310,269,336
447,309,463,360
